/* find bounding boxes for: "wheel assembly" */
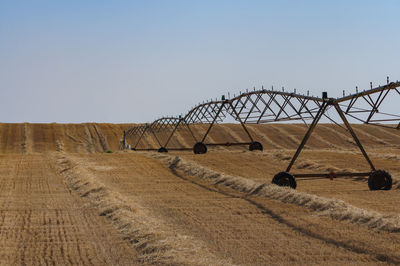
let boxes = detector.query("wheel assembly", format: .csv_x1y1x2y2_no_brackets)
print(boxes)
157,147,168,153
193,142,207,154
368,170,392,190
131,147,136,151
272,172,297,189
249,141,263,151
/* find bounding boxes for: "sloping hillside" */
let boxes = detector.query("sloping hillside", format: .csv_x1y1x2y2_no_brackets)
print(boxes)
0,123,133,154
126,123,400,151
1,122,398,154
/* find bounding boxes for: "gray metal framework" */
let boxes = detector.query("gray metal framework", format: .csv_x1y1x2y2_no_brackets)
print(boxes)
124,89,326,152
123,117,182,151
123,78,400,190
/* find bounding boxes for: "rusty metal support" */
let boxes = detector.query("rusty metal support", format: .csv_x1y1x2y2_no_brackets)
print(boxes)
286,101,328,172
228,101,254,142
293,172,371,178
163,119,183,148
133,125,149,149
206,142,252,146
184,121,198,143
285,99,377,173
124,79,400,156
149,127,163,148
122,130,126,148
333,103,376,171
201,102,225,143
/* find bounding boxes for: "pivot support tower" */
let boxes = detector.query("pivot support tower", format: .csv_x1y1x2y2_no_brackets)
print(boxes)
123,77,400,190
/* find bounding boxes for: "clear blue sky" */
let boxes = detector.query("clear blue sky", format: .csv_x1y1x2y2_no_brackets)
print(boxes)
1,0,399,123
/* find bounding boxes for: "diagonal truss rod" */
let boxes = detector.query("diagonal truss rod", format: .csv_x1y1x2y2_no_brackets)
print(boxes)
124,80,400,152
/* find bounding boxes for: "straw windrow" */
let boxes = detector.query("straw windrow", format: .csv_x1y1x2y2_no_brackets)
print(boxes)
54,153,232,265
152,153,400,233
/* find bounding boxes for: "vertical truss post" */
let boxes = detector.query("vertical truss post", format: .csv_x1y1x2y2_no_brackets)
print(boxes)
201,102,225,143
122,130,126,149
228,101,255,142
333,103,376,171
286,101,328,172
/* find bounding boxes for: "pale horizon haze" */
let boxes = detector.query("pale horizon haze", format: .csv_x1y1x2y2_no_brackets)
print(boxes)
1,0,399,123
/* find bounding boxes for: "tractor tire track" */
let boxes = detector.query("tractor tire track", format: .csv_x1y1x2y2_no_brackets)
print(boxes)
0,154,137,265
168,166,400,265
71,153,400,265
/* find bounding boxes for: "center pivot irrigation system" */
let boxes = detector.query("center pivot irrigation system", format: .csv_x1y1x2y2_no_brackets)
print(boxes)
122,77,400,191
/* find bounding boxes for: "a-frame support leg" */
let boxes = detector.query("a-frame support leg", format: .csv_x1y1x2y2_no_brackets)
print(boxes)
163,119,182,148
285,101,376,173
286,102,328,172
133,126,148,149
149,127,164,151
200,102,225,143
184,121,199,143
228,102,255,143
121,130,127,149
163,118,199,148
333,103,376,171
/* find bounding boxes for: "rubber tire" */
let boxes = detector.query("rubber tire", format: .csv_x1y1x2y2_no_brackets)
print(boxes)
158,147,168,153
131,148,136,151
249,141,263,151
193,142,207,154
368,170,392,190
272,172,297,189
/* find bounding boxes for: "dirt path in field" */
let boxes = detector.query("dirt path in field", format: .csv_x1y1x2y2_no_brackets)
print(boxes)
0,154,138,265
69,153,400,265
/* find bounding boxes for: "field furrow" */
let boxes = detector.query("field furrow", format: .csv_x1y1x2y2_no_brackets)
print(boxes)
0,154,137,265
175,149,400,215
68,152,400,265
0,123,398,265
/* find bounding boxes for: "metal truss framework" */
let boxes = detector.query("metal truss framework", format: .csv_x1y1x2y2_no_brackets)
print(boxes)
124,90,326,152
123,78,400,190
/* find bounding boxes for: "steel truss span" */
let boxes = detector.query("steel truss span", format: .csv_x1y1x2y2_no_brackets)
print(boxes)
122,78,400,191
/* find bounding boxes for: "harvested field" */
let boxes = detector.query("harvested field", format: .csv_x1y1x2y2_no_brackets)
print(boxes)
0,122,399,265
0,154,137,265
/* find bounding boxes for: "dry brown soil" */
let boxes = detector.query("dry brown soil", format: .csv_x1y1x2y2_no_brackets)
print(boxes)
0,122,399,265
